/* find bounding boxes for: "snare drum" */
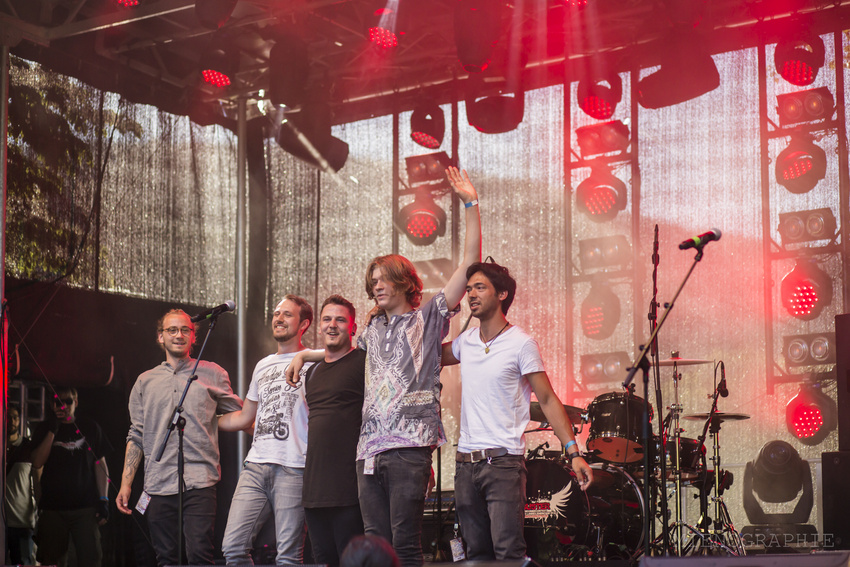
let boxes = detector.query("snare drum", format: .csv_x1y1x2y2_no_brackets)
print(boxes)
586,392,653,464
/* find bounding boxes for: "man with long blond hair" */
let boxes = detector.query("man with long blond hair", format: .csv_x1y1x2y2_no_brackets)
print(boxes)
289,166,481,566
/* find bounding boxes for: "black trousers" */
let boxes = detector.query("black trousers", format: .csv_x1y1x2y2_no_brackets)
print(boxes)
147,485,217,566
305,504,364,566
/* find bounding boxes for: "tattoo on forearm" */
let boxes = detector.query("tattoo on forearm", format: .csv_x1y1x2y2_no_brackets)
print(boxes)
122,443,143,483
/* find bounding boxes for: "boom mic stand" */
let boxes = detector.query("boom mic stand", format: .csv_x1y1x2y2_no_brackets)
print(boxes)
153,314,222,565
648,225,670,555
623,243,711,556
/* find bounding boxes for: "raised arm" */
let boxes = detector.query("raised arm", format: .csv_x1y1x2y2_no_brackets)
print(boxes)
527,371,594,490
285,350,325,386
116,442,143,515
443,167,481,309
218,399,258,432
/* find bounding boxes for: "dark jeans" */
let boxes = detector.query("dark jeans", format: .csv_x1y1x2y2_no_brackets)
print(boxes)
357,447,432,567
147,485,217,566
455,455,527,560
304,505,364,566
37,507,102,567
7,526,35,565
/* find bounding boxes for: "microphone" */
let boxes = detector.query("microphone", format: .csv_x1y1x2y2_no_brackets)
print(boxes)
718,362,728,398
190,300,236,323
679,228,722,250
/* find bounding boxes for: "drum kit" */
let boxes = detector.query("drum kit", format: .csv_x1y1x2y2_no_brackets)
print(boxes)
524,355,748,561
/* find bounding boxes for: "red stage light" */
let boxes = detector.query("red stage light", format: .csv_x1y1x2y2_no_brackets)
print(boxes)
775,136,826,194
577,75,622,120
581,284,621,340
202,69,231,88
410,103,445,149
576,168,627,223
785,383,835,446
116,0,139,6
369,27,398,49
774,35,825,87
397,192,446,246
780,261,832,320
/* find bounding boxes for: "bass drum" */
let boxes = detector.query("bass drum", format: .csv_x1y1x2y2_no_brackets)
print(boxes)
524,460,645,561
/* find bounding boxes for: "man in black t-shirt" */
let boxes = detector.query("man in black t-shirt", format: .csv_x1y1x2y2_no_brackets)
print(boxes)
303,295,366,565
31,386,111,567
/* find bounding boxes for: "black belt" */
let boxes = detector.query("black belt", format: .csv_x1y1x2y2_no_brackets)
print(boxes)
456,448,509,463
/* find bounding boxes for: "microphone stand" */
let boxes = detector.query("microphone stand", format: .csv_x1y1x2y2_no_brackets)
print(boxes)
153,315,221,565
623,245,709,555
648,225,670,555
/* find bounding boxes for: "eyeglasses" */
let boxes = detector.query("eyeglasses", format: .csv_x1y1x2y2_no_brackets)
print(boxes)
163,326,193,336
53,398,75,406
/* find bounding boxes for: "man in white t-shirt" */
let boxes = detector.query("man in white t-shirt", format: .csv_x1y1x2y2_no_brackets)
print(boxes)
442,262,594,561
219,295,314,565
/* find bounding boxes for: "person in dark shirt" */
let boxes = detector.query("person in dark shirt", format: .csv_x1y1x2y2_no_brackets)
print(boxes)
302,295,366,565
31,386,111,567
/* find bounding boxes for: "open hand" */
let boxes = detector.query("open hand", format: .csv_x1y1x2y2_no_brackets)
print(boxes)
446,166,478,204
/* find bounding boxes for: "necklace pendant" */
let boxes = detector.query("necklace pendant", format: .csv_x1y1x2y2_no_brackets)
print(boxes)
484,347,490,354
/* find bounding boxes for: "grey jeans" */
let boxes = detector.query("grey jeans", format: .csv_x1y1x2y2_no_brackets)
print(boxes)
221,461,306,565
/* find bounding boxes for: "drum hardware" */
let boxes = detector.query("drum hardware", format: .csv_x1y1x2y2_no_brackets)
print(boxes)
674,365,745,557
585,391,653,465
657,357,712,366
529,401,584,424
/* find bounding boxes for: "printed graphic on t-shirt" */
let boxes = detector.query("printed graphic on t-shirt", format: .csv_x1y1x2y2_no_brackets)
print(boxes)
253,362,308,441
54,436,86,452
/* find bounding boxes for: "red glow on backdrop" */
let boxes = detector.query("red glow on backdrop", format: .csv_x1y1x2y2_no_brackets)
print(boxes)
202,69,230,88
369,27,398,49
116,0,139,6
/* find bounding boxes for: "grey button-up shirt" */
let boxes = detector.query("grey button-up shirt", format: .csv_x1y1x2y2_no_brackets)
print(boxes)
127,357,242,495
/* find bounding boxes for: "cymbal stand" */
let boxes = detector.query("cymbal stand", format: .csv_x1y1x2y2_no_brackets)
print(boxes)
682,379,744,556
669,358,686,556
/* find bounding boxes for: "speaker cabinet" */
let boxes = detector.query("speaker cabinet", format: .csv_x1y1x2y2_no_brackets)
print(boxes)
823,451,850,549
837,314,850,451
640,551,850,567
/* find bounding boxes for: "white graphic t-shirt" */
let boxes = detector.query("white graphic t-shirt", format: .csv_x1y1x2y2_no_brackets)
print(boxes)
244,351,312,468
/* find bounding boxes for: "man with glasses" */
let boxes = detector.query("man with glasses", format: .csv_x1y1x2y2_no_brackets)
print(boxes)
116,309,242,566
31,386,111,567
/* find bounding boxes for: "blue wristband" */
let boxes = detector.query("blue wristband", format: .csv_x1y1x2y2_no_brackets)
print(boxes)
464,199,479,208
565,440,577,451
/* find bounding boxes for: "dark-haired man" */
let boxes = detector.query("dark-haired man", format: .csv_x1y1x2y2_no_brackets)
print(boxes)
31,386,111,567
219,295,314,565
116,309,243,567
302,295,366,565
442,262,594,561
289,166,481,566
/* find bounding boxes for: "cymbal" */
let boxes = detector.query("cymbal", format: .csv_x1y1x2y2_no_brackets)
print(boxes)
683,412,750,422
657,357,712,366
530,401,584,424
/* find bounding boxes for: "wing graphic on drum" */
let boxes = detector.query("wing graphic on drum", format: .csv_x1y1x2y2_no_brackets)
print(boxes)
550,483,573,520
